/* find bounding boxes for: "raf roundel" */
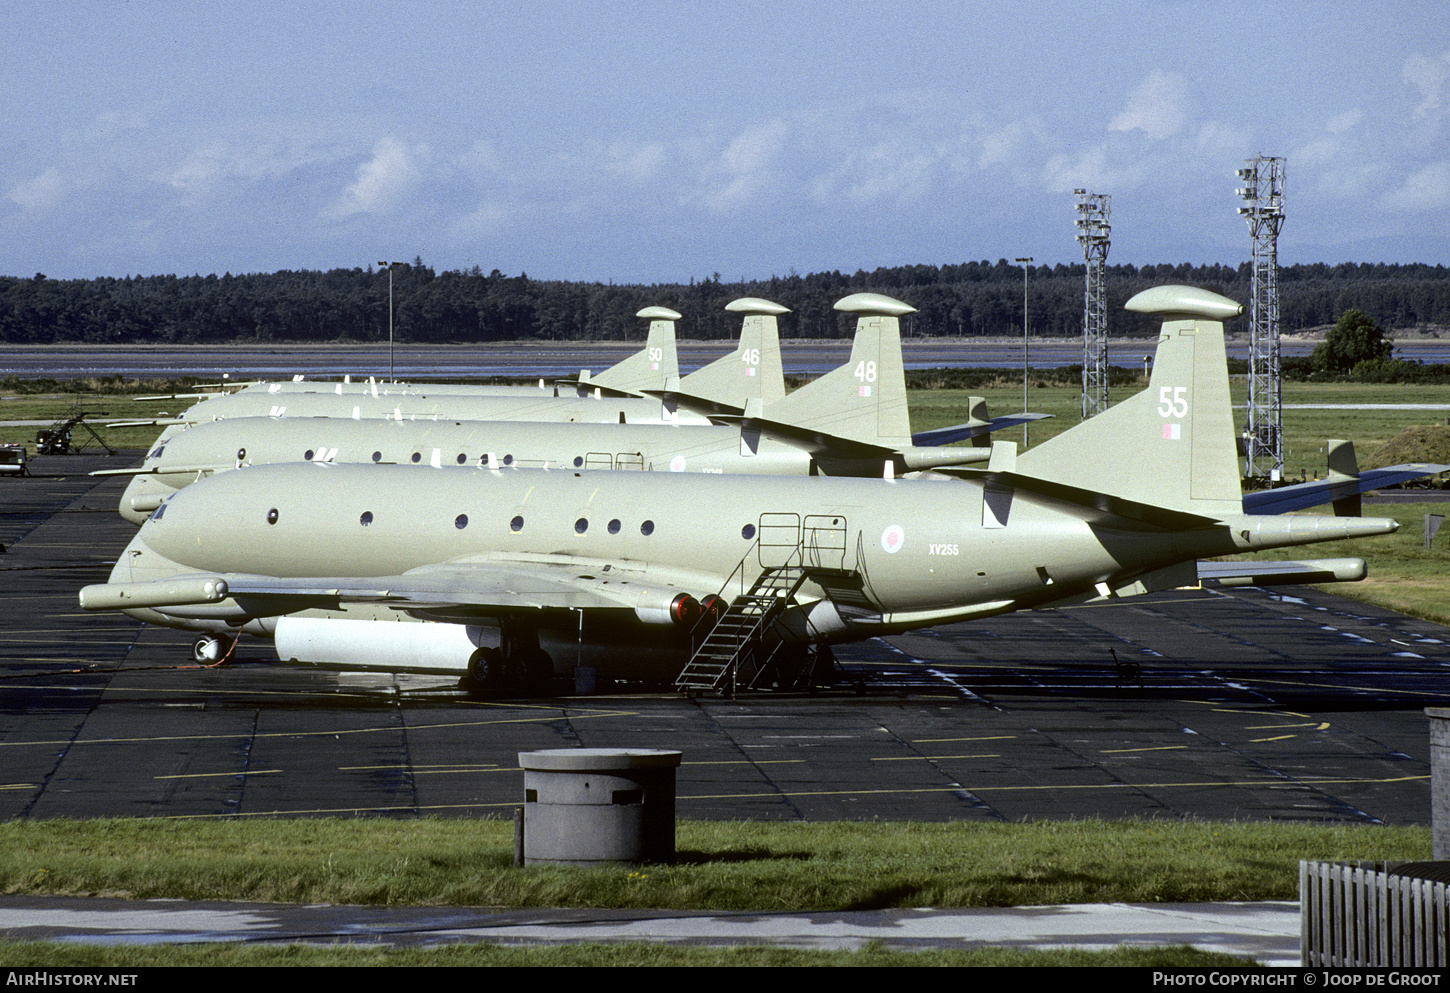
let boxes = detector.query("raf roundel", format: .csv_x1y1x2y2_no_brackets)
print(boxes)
669,455,686,472
880,524,905,554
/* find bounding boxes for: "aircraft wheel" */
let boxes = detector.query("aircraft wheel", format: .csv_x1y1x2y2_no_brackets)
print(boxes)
466,647,504,692
191,635,232,664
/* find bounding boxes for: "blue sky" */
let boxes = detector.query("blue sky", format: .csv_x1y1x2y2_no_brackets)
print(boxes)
3,1,1447,282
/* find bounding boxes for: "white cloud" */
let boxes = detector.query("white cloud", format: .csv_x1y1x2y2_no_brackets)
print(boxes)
697,119,790,213
1109,71,1191,140
325,137,426,220
1382,161,1450,212
1404,50,1450,119
7,167,67,212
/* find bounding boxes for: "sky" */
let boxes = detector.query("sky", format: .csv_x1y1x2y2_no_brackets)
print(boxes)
3,1,1448,283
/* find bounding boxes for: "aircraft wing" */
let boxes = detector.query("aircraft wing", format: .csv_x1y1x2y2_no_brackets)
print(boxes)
82,558,708,620
639,388,745,419
911,413,1052,447
1243,465,1448,515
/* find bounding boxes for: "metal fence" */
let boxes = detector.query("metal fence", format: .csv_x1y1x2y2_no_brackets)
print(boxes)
1301,860,1450,967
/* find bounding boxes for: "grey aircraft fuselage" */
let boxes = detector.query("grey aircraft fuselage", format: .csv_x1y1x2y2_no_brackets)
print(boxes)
100,460,1394,682
114,415,987,525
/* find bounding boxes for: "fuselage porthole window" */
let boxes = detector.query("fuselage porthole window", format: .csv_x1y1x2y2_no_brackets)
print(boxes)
410,452,422,464
503,454,514,466
456,453,467,465
510,515,524,532
640,520,654,536
573,456,583,468
742,524,756,540
304,449,314,460
360,511,373,527
608,519,621,534
267,508,279,525
575,518,588,534
371,451,382,463
456,514,468,530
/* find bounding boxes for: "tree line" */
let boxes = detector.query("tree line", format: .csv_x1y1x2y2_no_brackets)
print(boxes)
2,259,1448,346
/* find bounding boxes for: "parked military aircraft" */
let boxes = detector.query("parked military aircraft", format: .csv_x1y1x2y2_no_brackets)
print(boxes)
80,285,1396,693
124,305,686,406
102,294,1038,523
114,301,786,445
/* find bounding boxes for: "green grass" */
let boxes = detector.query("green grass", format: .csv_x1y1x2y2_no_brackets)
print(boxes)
0,940,1259,967
0,817,1427,910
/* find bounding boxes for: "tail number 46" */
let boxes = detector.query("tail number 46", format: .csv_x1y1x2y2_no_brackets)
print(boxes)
1157,386,1188,418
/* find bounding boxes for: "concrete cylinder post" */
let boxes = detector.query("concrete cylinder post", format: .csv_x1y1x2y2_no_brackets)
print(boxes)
518,748,682,867
1429,709,1450,859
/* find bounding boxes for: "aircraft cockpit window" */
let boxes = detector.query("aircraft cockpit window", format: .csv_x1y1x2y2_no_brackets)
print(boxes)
149,445,166,460
640,520,655,536
371,451,382,463
266,508,279,525
575,518,588,534
608,519,621,534
510,515,524,532
304,449,315,460
150,503,167,522
455,514,468,530
741,524,756,540
410,452,422,463
359,511,373,527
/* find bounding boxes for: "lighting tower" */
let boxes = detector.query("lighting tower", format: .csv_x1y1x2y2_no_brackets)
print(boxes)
1074,190,1111,419
1235,156,1286,481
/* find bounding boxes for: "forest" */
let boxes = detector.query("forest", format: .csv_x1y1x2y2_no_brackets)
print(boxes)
2,259,1448,346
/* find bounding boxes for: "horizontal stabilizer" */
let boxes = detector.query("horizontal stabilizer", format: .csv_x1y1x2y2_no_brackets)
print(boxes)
912,412,1052,447
1244,464,1448,515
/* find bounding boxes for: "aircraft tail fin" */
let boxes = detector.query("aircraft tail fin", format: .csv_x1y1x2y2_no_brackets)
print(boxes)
1017,285,1244,518
675,297,787,408
764,293,915,448
586,306,681,394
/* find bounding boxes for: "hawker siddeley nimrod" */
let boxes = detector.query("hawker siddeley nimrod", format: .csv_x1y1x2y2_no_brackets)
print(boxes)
81,285,1397,694
103,294,1039,524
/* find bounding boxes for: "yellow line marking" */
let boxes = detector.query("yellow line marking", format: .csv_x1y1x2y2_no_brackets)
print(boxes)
913,736,1017,743
154,770,282,780
1101,745,1189,754
871,754,1000,761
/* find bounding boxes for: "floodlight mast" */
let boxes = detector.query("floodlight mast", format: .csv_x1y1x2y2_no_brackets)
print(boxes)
1016,257,1033,446
377,261,405,383
1074,190,1111,420
1236,156,1285,482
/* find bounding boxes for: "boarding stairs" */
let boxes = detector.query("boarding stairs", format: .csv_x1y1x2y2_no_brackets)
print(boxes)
675,564,808,695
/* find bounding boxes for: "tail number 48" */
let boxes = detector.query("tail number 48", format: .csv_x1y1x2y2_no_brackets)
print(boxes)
1157,386,1188,418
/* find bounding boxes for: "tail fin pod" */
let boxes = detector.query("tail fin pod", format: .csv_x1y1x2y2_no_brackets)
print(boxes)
587,306,681,394
1017,285,1243,517
676,297,787,408
765,292,915,447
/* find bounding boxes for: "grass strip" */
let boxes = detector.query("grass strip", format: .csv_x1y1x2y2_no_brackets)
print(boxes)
0,817,1427,910
0,939,1260,967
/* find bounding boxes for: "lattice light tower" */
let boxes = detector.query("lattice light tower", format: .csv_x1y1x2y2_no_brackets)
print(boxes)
1074,190,1111,419
1236,156,1286,481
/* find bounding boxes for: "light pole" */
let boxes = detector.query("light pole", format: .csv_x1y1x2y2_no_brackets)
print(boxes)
1015,257,1033,447
377,261,404,382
